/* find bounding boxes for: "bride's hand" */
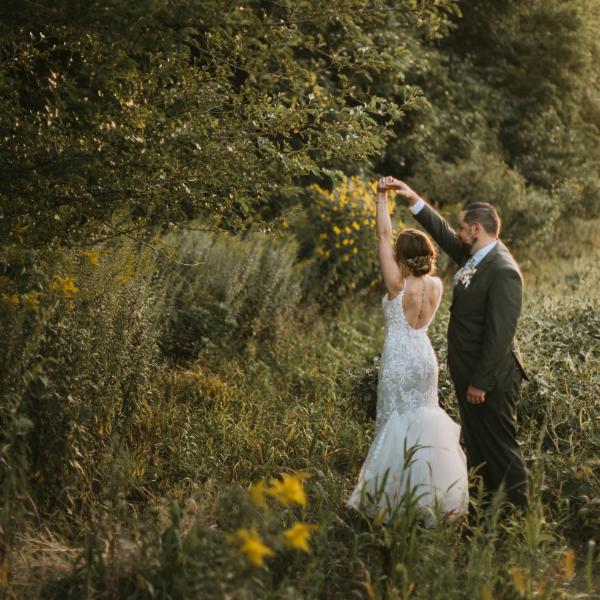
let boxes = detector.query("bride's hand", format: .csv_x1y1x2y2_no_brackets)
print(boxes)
377,176,395,193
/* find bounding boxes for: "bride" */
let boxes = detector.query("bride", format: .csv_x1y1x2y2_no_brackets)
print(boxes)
347,176,468,525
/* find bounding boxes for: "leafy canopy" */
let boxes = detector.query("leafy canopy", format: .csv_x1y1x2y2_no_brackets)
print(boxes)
0,0,460,249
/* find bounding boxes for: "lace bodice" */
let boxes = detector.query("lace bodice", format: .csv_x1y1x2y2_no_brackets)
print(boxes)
375,282,443,436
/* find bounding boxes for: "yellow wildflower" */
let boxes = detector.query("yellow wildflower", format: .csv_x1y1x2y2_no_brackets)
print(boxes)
343,255,349,261
81,252,102,266
117,277,130,285
352,222,360,231
344,226,351,234
13,225,28,244
267,474,306,506
284,523,319,551
353,248,358,254
321,213,325,218
11,294,19,305
343,239,348,245
363,219,369,225
333,225,341,235
229,527,274,567
248,481,266,508
335,243,340,248
23,290,41,310
52,276,79,298
349,239,354,244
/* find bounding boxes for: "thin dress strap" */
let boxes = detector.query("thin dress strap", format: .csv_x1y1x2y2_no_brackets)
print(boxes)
427,279,443,326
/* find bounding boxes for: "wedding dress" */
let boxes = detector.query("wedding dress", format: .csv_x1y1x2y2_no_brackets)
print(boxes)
348,281,468,525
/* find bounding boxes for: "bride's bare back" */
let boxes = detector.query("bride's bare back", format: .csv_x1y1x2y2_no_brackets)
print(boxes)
399,275,443,330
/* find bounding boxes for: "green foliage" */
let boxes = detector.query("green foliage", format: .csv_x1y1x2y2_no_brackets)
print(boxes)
364,0,600,255
2,247,600,597
0,0,455,249
344,358,380,423
0,242,165,523
295,178,403,301
408,153,563,256
160,230,305,358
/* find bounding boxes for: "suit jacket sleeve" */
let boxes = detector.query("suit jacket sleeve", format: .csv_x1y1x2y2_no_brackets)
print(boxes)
470,267,524,392
412,203,462,265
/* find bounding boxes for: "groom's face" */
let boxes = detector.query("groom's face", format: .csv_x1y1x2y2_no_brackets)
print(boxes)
456,213,478,257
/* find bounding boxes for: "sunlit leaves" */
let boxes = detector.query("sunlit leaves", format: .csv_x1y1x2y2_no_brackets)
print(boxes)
0,0,454,248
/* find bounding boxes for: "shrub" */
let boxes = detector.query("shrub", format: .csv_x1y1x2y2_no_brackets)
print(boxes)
407,152,563,257
160,231,305,359
0,241,165,524
295,178,404,302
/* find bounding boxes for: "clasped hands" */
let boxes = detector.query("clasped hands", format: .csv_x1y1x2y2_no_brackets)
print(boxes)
376,176,419,203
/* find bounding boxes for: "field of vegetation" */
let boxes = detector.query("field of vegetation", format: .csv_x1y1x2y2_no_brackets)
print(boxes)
1,224,599,598
2,0,600,598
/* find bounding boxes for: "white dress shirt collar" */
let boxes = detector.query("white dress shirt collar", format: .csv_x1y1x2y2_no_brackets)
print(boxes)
470,239,498,265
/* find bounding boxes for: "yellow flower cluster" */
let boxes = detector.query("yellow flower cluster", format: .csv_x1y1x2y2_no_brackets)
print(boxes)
229,474,318,567
81,251,102,266
51,276,79,298
267,474,307,506
312,178,403,265
283,522,319,551
229,527,275,567
6,290,41,310
12,224,28,246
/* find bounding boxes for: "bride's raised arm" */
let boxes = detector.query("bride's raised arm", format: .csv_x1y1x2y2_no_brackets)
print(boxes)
376,176,404,298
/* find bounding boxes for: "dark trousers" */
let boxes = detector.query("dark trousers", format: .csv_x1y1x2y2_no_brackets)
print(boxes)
455,370,528,510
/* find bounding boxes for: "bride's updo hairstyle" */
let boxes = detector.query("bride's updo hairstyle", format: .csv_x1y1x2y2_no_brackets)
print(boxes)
394,229,437,276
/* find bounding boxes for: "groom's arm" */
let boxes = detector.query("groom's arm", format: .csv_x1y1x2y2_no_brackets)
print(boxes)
410,201,463,265
470,268,524,392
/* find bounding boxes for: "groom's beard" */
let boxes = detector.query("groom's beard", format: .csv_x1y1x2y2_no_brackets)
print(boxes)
459,237,477,257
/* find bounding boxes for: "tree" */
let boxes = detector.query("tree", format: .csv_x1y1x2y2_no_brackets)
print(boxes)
0,0,459,249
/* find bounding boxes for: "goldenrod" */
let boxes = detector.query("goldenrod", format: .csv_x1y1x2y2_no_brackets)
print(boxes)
52,276,79,298
284,523,318,551
81,251,102,266
229,527,274,567
267,474,306,506
248,481,266,508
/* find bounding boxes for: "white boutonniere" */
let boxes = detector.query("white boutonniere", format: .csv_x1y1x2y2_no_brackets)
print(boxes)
458,264,477,288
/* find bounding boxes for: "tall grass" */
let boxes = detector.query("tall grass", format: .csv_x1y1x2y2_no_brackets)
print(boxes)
2,239,599,598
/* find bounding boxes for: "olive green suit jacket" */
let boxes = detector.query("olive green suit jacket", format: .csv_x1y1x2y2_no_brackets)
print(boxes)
413,203,527,393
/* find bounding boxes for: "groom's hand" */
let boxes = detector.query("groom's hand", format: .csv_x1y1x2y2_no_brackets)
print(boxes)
466,385,486,404
388,179,420,207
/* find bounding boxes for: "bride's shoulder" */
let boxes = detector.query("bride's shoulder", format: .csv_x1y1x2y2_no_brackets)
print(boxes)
427,275,443,289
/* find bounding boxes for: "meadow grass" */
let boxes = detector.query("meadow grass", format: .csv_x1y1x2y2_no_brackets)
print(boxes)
4,252,600,599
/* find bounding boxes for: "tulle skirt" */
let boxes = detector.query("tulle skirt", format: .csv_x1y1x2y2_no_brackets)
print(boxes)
347,406,468,526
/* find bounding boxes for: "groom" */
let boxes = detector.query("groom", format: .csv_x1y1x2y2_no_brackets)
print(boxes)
393,180,529,510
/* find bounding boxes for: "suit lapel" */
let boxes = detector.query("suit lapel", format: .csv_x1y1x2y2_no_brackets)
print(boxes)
451,241,503,306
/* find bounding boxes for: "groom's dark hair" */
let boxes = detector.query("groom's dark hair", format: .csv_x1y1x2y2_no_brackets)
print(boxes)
461,202,500,236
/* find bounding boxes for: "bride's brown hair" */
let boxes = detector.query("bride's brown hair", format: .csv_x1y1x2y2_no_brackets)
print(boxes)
394,229,437,276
